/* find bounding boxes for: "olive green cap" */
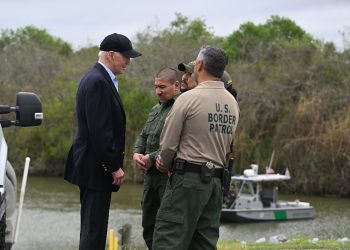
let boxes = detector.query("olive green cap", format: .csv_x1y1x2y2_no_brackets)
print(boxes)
178,61,196,74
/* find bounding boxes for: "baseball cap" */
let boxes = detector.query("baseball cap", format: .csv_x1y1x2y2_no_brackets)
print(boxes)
99,33,142,58
178,61,196,74
221,71,233,85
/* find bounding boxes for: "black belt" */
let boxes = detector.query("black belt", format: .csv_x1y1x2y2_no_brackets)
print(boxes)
173,160,223,178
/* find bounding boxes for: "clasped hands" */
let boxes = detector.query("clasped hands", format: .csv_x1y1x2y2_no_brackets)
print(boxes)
133,153,167,173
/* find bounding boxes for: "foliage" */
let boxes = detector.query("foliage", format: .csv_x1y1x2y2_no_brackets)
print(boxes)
223,17,350,195
1,15,350,194
222,15,315,61
0,26,72,56
129,13,219,85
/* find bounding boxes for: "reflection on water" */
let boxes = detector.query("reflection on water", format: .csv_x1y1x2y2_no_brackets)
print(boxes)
12,177,350,250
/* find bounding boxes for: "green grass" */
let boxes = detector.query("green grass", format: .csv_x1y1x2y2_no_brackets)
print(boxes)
217,238,350,249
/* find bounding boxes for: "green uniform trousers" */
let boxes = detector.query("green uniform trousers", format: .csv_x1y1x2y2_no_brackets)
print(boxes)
152,172,223,250
142,172,168,249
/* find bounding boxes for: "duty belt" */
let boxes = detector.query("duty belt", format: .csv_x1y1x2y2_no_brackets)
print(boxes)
173,159,223,179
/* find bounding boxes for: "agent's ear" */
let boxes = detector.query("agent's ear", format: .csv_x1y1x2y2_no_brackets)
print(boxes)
196,59,204,72
174,81,181,91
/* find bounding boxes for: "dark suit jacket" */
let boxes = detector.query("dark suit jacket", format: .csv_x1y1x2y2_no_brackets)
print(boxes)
64,63,125,192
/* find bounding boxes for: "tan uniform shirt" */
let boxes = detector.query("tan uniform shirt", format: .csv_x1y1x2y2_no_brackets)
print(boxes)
159,81,240,168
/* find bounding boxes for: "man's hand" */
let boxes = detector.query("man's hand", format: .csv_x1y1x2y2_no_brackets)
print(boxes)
141,154,152,170
111,168,125,186
156,155,167,173
133,153,152,171
133,153,147,171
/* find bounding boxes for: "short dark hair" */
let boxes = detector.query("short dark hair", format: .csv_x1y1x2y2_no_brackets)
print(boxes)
197,46,228,78
155,67,180,84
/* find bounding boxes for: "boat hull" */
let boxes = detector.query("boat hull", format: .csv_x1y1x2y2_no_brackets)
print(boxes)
221,207,315,222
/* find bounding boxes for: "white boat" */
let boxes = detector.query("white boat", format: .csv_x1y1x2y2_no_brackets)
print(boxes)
221,166,316,222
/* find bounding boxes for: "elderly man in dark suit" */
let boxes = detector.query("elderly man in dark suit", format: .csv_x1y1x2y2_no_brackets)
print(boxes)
64,33,141,250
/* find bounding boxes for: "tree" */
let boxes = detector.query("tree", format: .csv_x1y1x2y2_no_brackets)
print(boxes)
129,13,219,85
222,15,315,62
0,26,72,56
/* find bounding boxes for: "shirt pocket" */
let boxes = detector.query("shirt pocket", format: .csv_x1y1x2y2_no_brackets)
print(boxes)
146,111,158,123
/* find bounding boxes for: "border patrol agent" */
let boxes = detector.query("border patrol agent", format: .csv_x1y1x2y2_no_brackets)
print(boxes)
178,60,236,99
133,68,180,249
153,46,240,250
178,61,198,92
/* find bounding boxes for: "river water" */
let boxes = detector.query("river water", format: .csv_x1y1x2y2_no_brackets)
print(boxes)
11,176,350,250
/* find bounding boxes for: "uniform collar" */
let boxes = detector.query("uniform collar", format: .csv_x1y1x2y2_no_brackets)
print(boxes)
196,80,225,89
160,93,180,107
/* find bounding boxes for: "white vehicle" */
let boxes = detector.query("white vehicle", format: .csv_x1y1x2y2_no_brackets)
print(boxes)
221,165,316,222
0,92,43,249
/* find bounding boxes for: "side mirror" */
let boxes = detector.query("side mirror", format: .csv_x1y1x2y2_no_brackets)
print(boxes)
0,92,43,128
16,92,43,127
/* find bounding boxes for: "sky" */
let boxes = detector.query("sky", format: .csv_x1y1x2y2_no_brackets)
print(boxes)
1,0,350,50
